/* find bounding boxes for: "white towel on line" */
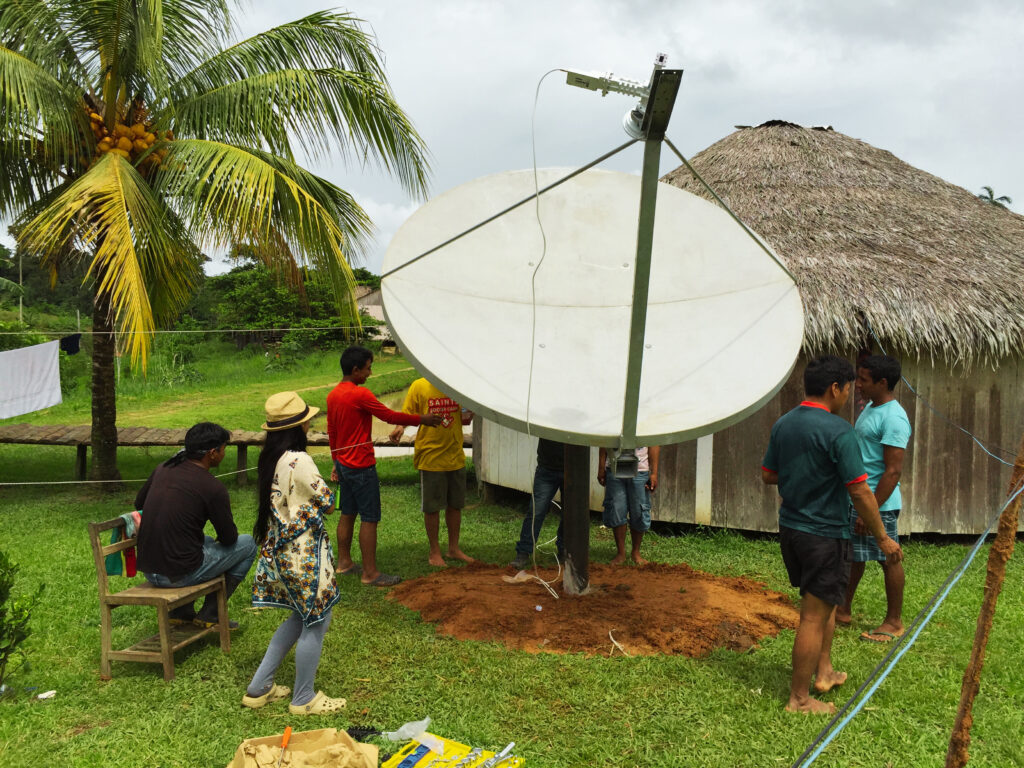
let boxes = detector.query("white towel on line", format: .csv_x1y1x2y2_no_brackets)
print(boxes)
0,340,62,419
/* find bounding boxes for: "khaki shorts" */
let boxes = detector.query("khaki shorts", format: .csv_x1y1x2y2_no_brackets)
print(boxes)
420,467,467,514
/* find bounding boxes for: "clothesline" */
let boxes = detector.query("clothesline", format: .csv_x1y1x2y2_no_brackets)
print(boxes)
0,324,372,336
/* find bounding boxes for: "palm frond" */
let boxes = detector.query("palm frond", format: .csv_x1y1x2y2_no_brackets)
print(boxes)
0,141,73,217
174,67,429,196
174,11,384,95
0,0,91,87
16,152,200,366
0,44,89,174
155,138,366,319
0,274,23,297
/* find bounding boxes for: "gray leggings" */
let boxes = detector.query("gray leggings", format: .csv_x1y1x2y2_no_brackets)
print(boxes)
246,609,332,706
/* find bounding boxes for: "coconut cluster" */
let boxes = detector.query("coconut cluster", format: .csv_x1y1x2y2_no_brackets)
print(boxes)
88,110,172,167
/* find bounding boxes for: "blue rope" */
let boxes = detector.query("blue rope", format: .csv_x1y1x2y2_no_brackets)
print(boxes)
792,479,1024,767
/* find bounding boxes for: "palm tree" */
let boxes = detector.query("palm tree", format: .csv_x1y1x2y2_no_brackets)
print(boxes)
977,186,1013,209
0,1,428,479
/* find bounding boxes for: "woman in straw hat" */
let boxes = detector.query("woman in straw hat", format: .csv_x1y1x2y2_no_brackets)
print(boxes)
242,392,346,715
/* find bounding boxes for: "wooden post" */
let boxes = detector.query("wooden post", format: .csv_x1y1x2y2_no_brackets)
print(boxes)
561,443,590,595
945,433,1024,768
236,445,248,486
76,445,88,480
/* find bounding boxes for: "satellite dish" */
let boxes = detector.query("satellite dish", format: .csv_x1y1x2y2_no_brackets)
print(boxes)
382,167,803,447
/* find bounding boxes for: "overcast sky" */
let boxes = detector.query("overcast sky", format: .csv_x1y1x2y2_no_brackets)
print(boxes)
219,0,1023,275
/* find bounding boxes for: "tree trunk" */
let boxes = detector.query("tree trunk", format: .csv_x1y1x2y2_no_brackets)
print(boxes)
90,287,121,482
944,433,1024,767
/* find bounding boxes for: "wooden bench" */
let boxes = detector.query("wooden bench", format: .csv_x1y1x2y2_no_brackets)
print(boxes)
0,424,471,483
88,517,230,681
0,424,326,484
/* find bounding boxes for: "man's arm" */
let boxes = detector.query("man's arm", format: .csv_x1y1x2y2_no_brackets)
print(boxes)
646,446,660,492
874,445,905,507
134,470,155,510
360,389,441,427
597,448,607,486
461,409,473,426
761,468,779,485
207,484,238,546
847,480,902,563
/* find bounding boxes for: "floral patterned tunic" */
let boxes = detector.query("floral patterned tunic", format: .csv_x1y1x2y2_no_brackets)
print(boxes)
252,451,339,626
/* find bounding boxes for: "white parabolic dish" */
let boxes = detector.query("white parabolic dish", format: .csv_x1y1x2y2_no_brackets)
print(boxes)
382,168,804,446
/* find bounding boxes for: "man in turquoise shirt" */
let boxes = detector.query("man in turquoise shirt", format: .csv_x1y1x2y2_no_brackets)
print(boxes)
837,355,911,643
763,355,902,715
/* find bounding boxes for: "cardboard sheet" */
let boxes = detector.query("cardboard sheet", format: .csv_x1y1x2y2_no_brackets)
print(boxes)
226,728,377,768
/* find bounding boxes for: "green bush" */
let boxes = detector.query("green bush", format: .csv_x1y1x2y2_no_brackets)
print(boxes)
0,319,46,352
0,550,44,690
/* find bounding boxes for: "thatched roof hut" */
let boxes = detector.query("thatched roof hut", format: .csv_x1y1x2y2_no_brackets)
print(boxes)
662,121,1024,367
475,122,1023,534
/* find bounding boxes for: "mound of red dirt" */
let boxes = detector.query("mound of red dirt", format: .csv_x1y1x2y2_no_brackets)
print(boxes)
389,561,798,657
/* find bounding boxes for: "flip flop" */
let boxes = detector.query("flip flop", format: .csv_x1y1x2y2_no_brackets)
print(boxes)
363,572,401,587
338,564,363,576
860,629,904,643
241,683,291,709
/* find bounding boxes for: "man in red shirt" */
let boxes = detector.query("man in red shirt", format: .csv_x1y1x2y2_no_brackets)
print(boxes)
327,346,442,586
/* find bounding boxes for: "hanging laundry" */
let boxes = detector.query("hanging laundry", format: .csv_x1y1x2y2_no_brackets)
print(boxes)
59,334,82,355
0,341,61,419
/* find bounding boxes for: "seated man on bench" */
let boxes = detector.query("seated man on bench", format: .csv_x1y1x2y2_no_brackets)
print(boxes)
135,422,256,628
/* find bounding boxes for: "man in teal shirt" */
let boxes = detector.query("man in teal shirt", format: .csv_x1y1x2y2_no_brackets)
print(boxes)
837,355,911,643
762,356,902,715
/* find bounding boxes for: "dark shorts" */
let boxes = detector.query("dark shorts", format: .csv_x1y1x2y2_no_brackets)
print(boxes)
779,526,852,606
420,467,467,514
335,462,382,523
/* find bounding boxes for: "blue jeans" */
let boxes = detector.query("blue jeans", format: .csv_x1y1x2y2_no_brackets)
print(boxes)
334,462,382,523
144,535,257,587
515,465,564,556
601,471,651,532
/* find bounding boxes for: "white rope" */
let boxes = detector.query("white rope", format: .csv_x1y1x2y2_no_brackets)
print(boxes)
609,629,630,657
0,324,370,336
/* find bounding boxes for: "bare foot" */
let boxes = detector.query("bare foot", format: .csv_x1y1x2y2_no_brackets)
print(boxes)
610,553,626,565
427,553,447,567
630,554,649,566
446,549,474,563
835,610,852,626
785,697,837,715
813,670,848,694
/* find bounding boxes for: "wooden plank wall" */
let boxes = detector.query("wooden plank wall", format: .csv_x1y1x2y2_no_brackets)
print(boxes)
474,354,1024,534
900,357,1022,534
474,420,605,510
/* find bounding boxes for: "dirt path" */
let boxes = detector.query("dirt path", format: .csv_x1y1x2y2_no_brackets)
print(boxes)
390,561,798,657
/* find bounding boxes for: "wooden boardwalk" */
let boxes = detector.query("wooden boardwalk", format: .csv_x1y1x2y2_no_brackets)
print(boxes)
0,423,468,483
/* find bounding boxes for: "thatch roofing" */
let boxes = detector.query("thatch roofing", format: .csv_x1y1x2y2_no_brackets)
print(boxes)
662,121,1024,366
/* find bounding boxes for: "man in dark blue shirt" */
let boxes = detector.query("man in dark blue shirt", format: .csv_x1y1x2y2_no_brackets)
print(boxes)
763,356,902,715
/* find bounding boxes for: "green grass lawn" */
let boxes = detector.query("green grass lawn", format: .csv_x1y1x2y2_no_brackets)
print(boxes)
0,346,1022,767
0,448,1022,768
1,342,417,431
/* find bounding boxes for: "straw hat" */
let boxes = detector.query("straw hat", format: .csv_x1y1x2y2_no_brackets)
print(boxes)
262,391,320,431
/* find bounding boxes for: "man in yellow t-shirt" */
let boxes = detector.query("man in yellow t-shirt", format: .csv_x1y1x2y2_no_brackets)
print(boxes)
390,377,474,566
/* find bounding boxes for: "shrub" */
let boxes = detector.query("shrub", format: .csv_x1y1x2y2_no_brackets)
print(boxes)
0,550,44,690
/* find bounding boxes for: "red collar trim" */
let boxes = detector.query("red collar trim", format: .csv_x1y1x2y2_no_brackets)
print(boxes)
799,400,831,413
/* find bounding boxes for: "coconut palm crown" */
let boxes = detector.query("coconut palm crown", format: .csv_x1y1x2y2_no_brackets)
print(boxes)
0,0,429,478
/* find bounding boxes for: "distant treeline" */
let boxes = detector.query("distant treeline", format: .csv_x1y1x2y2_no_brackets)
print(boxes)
0,243,381,351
